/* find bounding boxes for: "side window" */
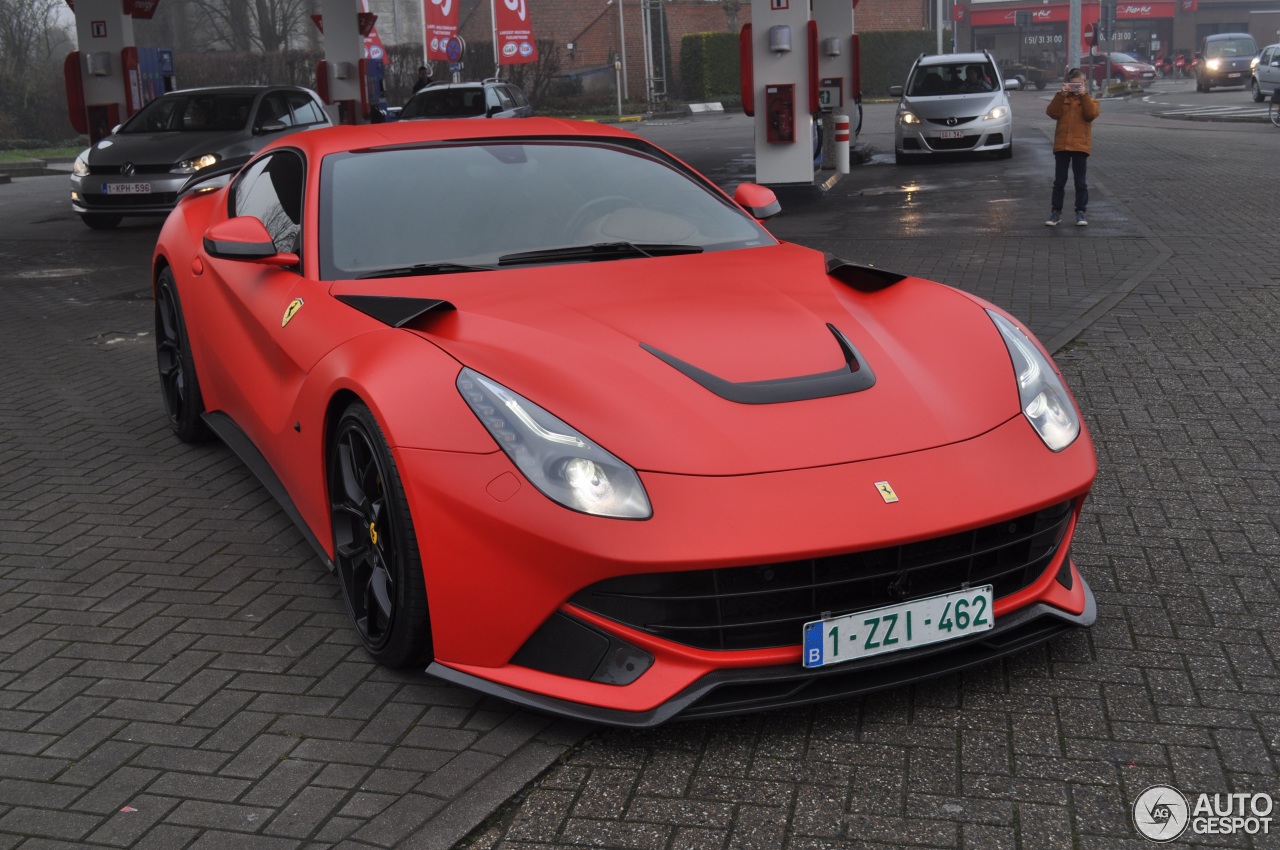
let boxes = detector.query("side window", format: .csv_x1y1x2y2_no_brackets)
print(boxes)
485,87,503,112
507,86,529,108
287,93,326,127
495,86,516,111
230,151,305,256
255,94,293,129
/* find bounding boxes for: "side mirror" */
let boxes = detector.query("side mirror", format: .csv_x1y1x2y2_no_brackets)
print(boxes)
888,85,904,97
203,216,298,267
1004,79,1021,90
733,183,781,220
256,121,289,135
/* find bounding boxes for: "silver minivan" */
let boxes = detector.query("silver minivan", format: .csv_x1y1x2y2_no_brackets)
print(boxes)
1250,43,1280,102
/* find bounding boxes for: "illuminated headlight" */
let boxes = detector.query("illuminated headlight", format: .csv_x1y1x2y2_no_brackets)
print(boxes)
1206,58,1222,71
457,368,652,519
72,150,91,177
982,105,1008,120
988,311,1080,452
171,154,219,174
1122,65,1141,73
899,111,921,125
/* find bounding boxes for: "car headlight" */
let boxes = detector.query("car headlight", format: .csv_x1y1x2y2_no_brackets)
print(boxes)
72,150,91,177
988,311,1080,452
982,105,1008,121
899,111,921,125
457,368,652,519
171,154,220,174
1206,58,1222,71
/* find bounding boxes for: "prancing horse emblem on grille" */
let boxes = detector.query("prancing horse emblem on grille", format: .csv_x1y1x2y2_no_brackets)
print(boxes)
875,481,899,503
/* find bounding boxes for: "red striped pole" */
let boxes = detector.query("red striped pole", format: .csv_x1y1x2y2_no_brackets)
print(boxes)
834,114,850,174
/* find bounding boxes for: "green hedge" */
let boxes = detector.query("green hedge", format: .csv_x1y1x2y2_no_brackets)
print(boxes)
858,30,946,98
681,32,740,101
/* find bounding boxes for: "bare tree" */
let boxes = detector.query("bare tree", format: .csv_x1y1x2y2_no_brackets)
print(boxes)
720,0,743,32
186,0,312,52
0,0,67,76
0,0,74,141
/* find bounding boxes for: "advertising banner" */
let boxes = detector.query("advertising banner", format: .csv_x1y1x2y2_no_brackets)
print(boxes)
425,0,459,62
495,0,539,65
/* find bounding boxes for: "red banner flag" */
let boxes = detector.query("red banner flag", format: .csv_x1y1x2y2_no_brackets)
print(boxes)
425,0,459,62
495,0,539,65
952,4,966,22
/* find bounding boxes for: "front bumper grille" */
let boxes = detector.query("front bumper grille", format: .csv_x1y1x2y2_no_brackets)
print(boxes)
571,501,1075,651
927,135,979,151
78,192,178,209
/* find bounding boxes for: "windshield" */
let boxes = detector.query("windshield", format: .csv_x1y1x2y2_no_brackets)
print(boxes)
906,62,998,96
319,140,774,280
400,88,487,119
1109,53,1141,63
120,92,255,134
1205,38,1255,59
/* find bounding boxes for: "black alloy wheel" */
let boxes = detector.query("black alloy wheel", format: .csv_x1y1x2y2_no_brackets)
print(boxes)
154,268,210,442
328,402,431,668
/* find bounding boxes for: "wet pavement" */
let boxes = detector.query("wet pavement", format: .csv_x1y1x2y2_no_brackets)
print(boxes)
1,86,1277,848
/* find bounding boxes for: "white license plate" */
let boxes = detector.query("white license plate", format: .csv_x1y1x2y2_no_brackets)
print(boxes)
802,585,993,668
103,182,151,194
1227,72,1242,78
939,130,964,139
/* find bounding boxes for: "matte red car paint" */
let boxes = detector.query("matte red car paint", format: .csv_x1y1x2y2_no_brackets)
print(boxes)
153,118,1098,722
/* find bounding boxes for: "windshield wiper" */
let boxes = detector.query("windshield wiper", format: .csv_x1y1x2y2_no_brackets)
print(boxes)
498,242,704,266
356,261,496,280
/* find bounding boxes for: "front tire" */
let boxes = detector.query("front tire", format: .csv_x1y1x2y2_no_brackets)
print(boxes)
1252,79,1264,102
328,402,432,668
155,268,211,442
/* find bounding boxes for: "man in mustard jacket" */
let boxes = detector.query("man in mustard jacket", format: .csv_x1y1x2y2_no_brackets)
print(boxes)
1045,68,1100,226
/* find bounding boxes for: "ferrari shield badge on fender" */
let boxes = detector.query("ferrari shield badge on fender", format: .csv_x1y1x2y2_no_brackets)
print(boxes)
875,481,899,503
282,298,304,328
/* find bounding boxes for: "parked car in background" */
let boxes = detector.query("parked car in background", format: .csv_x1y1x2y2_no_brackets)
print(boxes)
399,79,532,120
1249,42,1280,101
889,51,1016,164
1196,32,1257,91
1076,52,1157,87
70,85,331,230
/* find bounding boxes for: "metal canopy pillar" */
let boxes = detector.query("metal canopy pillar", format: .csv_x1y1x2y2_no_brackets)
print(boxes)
747,0,855,187
68,0,138,141
318,0,366,123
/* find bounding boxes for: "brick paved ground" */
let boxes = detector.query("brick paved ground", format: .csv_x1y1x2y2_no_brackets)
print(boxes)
1,92,1277,849
0,186,591,848
458,106,1280,847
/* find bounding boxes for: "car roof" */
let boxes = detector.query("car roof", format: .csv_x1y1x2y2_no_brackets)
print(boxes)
422,80,504,90
158,85,297,96
915,52,991,67
262,117,638,160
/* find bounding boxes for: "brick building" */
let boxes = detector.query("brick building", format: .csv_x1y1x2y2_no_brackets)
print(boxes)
436,1,932,101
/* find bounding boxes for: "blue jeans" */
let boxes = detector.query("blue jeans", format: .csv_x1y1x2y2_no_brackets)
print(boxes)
1051,150,1089,213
